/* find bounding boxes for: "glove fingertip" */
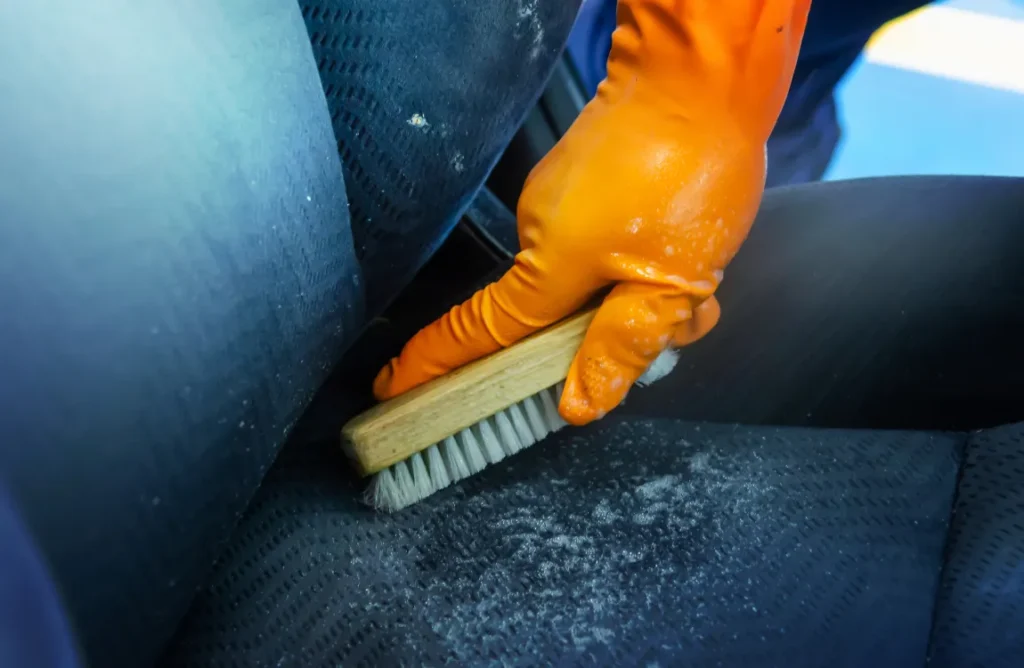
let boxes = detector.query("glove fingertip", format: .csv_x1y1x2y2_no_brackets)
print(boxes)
557,353,631,426
671,296,721,347
557,378,598,426
372,360,399,401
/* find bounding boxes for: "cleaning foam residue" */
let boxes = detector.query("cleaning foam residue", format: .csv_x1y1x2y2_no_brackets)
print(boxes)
416,420,779,661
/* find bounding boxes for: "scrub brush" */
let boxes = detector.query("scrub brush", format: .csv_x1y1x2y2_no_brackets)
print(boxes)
341,306,681,511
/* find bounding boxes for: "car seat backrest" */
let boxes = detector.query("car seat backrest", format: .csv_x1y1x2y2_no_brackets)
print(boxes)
299,0,582,310
0,1,360,665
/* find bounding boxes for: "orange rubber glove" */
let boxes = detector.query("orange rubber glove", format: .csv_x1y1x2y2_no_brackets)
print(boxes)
374,0,812,425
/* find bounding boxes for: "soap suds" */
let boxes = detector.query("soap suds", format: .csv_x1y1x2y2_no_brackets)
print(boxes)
180,418,962,666
593,499,622,524
515,0,545,60
407,113,428,128
416,420,778,661
450,151,465,173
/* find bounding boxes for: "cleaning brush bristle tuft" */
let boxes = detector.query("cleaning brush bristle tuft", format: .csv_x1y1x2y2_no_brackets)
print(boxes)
363,383,565,512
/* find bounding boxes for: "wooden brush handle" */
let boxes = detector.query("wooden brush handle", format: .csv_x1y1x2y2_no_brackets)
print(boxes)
341,307,598,476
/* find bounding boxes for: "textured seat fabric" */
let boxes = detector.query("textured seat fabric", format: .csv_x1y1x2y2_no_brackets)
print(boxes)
928,422,1024,668
0,2,361,666
1,0,1020,660
299,0,581,310
161,419,963,667
626,177,1024,432
159,175,1024,667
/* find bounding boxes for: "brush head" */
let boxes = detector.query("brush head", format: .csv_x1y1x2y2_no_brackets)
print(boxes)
365,348,680,511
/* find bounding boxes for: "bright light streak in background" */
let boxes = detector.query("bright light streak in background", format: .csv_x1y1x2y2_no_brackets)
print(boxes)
866,4,1024,95
825,0,1024,180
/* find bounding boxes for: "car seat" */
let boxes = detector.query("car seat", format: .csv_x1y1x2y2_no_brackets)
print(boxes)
160,176,1024,668
1,2,1022,667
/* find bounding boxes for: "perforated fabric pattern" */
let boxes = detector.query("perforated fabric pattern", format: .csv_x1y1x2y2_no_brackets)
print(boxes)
928,422,1024,668
299,1,581,309
162,420,962,667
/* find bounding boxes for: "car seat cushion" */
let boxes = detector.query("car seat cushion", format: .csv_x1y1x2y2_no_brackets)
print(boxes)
928,422,1024,668
161,419,963,667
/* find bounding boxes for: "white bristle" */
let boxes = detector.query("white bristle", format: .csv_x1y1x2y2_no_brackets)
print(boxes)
392,460,415,508
409,452,432,498
441,435,471,480
476,417,502,458
364,349,680,512
508,402,538,447
521,395,550,440
462,428,489,473
539,386,567,430
467,424,503,465
370,467,400,510
426,444,450,490
636,347,680,386
492,410,524,455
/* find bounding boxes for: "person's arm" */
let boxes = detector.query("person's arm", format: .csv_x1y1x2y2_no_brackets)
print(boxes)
374,0,812,424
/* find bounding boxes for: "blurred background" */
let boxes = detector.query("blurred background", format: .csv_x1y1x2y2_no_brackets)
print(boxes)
564,0,1024,183
826,0,1024,180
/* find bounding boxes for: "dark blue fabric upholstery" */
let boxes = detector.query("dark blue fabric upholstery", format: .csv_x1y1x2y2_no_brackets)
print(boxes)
2,0,1023,661
0,1,360,665
300,0,581,309
159,177,1024,668
928,423,1024,668
161,420,964,667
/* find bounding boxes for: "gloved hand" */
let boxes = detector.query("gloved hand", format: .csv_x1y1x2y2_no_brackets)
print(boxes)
375,0,812,425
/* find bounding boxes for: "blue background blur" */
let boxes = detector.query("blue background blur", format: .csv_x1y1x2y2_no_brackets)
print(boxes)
826,0,1024,180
